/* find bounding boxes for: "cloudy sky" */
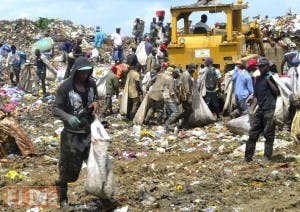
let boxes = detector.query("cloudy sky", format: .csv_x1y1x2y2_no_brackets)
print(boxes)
0,0,299,35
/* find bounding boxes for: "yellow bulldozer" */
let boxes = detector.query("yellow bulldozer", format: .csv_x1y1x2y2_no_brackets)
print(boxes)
168,0,263,73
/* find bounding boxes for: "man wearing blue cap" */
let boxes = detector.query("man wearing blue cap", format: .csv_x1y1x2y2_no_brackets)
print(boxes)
94,26,107,62
53,56,99,207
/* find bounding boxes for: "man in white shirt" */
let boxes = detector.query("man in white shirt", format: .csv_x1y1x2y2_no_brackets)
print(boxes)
111,27,124,64
6,45,21,85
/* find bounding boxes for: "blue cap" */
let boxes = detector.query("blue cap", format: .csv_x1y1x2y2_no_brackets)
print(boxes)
95,26,100,31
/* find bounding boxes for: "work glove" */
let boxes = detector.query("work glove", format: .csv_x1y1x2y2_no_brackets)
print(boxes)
68,116,81,128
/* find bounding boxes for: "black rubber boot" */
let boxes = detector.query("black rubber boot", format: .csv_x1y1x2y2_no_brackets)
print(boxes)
244,140,256,162
264,140,274,161
55,181,68,208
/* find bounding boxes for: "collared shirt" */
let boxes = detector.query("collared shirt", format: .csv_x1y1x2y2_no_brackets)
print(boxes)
231,68,254,101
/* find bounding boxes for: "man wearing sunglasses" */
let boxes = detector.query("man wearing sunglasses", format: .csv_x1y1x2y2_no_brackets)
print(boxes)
244,57,279,162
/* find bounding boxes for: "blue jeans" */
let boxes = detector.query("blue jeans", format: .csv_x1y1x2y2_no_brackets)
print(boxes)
165,101,180,128
113,47,124,63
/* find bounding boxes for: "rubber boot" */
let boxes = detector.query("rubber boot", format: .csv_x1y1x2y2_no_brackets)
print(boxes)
264,140,274,161
55,181,68,208
244,140,256,162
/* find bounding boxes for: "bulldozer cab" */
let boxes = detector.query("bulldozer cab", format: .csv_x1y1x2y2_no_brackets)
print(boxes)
168,0,248,74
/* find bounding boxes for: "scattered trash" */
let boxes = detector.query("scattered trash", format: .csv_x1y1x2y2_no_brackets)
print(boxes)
5,170,24,180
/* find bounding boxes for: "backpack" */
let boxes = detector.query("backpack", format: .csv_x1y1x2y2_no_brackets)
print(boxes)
290,51,300,67
205,67,218,91
18,51,27,65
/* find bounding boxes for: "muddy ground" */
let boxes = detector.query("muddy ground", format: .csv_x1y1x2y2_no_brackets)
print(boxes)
0,94,299,212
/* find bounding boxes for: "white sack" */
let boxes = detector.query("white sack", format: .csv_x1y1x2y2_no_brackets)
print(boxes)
226,115,251,135
133,94,149,125
85,118,115,198
136,41,147,66
189,89,216,126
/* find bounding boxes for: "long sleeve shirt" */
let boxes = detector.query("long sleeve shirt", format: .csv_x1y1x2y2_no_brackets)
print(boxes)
94,31,107,48
231,68,254,101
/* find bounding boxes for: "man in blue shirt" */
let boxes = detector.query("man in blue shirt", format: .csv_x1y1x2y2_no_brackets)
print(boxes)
231,60,254,115
94,26,107,61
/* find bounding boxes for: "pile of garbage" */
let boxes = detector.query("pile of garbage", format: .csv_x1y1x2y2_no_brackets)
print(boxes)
0,18,95,54
0,18,136,62
256,12,300,47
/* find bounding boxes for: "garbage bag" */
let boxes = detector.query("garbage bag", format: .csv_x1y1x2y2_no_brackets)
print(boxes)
133,94,149,125
31,37,53,54
136,41,147,66
274,96,285,127
85,118,115,198
272,74,293,125
291,110,300,144
96,70,109,97
90,116,111,141
289,66,300,99
226,115,251,135
120,77,129,115
91,48,99,59
189,89,216,126
41,54,57,81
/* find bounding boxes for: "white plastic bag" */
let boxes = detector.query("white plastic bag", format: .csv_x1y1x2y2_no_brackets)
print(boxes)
274,96,284,127
189,88,216,126
96,69,109,97
90,116,111,141
133,94,149,125
120,78,129,115
85,118,115,198
136,41,147,66
226,115,251,135
91,48,99,59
